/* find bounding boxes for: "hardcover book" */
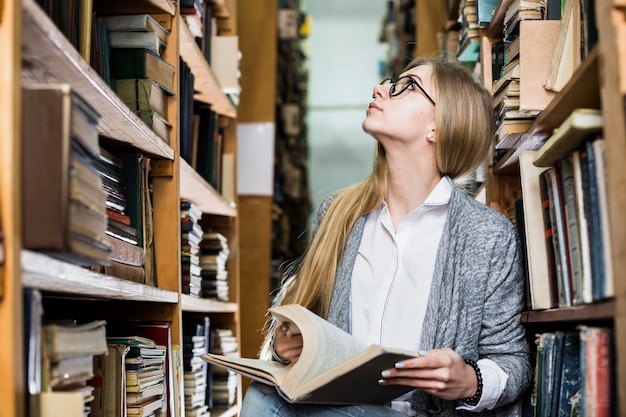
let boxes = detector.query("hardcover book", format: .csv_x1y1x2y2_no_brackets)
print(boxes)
22,84,111,266
110,48,176,92
203,304,418,405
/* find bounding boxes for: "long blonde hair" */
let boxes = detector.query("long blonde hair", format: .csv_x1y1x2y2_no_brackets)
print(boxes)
263,57,494,351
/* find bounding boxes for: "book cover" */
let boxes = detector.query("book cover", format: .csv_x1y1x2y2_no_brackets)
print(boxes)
115,78,173,122
203,304,418,405
519,151,557,310
22,85,110,266
109,31,165,56
560,154,586,306
590,138,614,298
570,150,593,304
533,109,603,168
545,164,573,307
110,48,176,92
579,326,614,417
99,14,170,44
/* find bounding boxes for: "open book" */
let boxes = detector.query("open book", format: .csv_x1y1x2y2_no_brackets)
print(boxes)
202,304,418,405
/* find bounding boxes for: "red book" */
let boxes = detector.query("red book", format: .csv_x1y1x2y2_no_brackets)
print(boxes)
580,326,613,417
106,208,132,226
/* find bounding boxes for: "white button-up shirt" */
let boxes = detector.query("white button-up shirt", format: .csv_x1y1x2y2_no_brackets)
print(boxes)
350,177,507,412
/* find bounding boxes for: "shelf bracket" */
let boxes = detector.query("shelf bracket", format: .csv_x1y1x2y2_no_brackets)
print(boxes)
151,159,174,177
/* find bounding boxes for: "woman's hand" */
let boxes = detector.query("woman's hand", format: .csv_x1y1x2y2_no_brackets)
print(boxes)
379,348,478,401
272,322,303,364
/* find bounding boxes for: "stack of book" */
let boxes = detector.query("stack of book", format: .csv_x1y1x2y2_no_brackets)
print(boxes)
105,335,167,417
183,317,212,417
181,201,204,297
98,13,175,144
94,150,146,284
23,84,111,267
210,328,238,408
456,0,480,62
530,327,614,417
492,0,547,154
199,232,230,301
43,320,108,415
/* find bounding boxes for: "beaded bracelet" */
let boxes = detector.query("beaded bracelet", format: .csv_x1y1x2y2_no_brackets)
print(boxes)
461,359,483,406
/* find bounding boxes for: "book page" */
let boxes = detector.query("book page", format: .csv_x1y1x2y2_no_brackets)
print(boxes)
269,305,367,391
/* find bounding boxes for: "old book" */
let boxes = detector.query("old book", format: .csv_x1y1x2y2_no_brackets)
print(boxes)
115,78,172,121
95,260,145,284
43,320,108,361
579,326,614,417
109,31,165,56
110,48,176,92
589,138,614,298
22,85,111,266
544,164,573,307
203,304,417,405
91,344,131,417
518,19,560,112
105,234,144,267
544,0,582,92
99,14,169,45
518,151,558,310
533,109,603,167
136,110,172,144
570,150,593,305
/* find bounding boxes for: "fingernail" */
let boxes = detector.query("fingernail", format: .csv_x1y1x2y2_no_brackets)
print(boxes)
419,350,429,357
378,379,387,385
381,370,391,377
395,362,405,369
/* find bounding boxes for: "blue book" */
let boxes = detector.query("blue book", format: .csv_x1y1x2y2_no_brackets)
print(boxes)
477,0,500,26
556,332,582,417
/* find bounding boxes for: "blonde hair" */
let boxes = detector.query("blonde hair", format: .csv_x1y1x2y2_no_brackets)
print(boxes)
261,57,494,354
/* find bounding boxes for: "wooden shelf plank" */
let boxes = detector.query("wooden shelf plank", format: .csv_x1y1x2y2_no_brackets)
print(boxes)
522,299,615,323
22,0,174,160
493,46,600,174
180,158,237,217
180,293,238,313
21,250,178,303
94,0,176,16
179,21,237,118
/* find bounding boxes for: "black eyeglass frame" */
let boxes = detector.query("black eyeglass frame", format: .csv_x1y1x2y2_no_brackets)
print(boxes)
376,76,436,106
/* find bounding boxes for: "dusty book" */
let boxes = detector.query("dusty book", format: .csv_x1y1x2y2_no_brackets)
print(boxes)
203,304,418,405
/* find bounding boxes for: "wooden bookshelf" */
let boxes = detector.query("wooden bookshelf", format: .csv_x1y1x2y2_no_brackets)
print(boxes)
493,47,601,175
478,0,626,414
1,0,243,415
22,0,174,160
179,20,236,117
180,158,237,217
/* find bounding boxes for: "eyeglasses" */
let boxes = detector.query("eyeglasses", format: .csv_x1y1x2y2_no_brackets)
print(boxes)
376,76,436,106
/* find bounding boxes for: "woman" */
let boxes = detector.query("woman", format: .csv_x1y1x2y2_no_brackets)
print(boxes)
240,57,532,416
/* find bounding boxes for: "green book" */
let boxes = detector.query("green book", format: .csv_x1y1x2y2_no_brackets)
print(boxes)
110,48,175,92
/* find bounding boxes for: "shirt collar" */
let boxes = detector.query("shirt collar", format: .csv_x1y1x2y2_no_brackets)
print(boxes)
380,175,452,212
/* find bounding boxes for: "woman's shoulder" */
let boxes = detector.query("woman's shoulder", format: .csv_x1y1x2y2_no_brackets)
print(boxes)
449,184,516,235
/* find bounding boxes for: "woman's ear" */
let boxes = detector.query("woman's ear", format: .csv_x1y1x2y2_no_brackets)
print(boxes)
426,130,436,143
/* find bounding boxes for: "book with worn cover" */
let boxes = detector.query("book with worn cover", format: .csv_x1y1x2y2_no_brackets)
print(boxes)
99,14,170,45
203,304,418,405
115,78,172,122
111,48,176,92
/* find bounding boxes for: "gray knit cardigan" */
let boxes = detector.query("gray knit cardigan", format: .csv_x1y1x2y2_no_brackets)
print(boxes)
313,178,532,417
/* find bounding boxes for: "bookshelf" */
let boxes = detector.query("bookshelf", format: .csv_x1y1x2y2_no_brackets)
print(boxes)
0,0,243,416
384,0,626,414
475,0,625,414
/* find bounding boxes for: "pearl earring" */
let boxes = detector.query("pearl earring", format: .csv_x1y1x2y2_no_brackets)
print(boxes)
427,132,434,139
